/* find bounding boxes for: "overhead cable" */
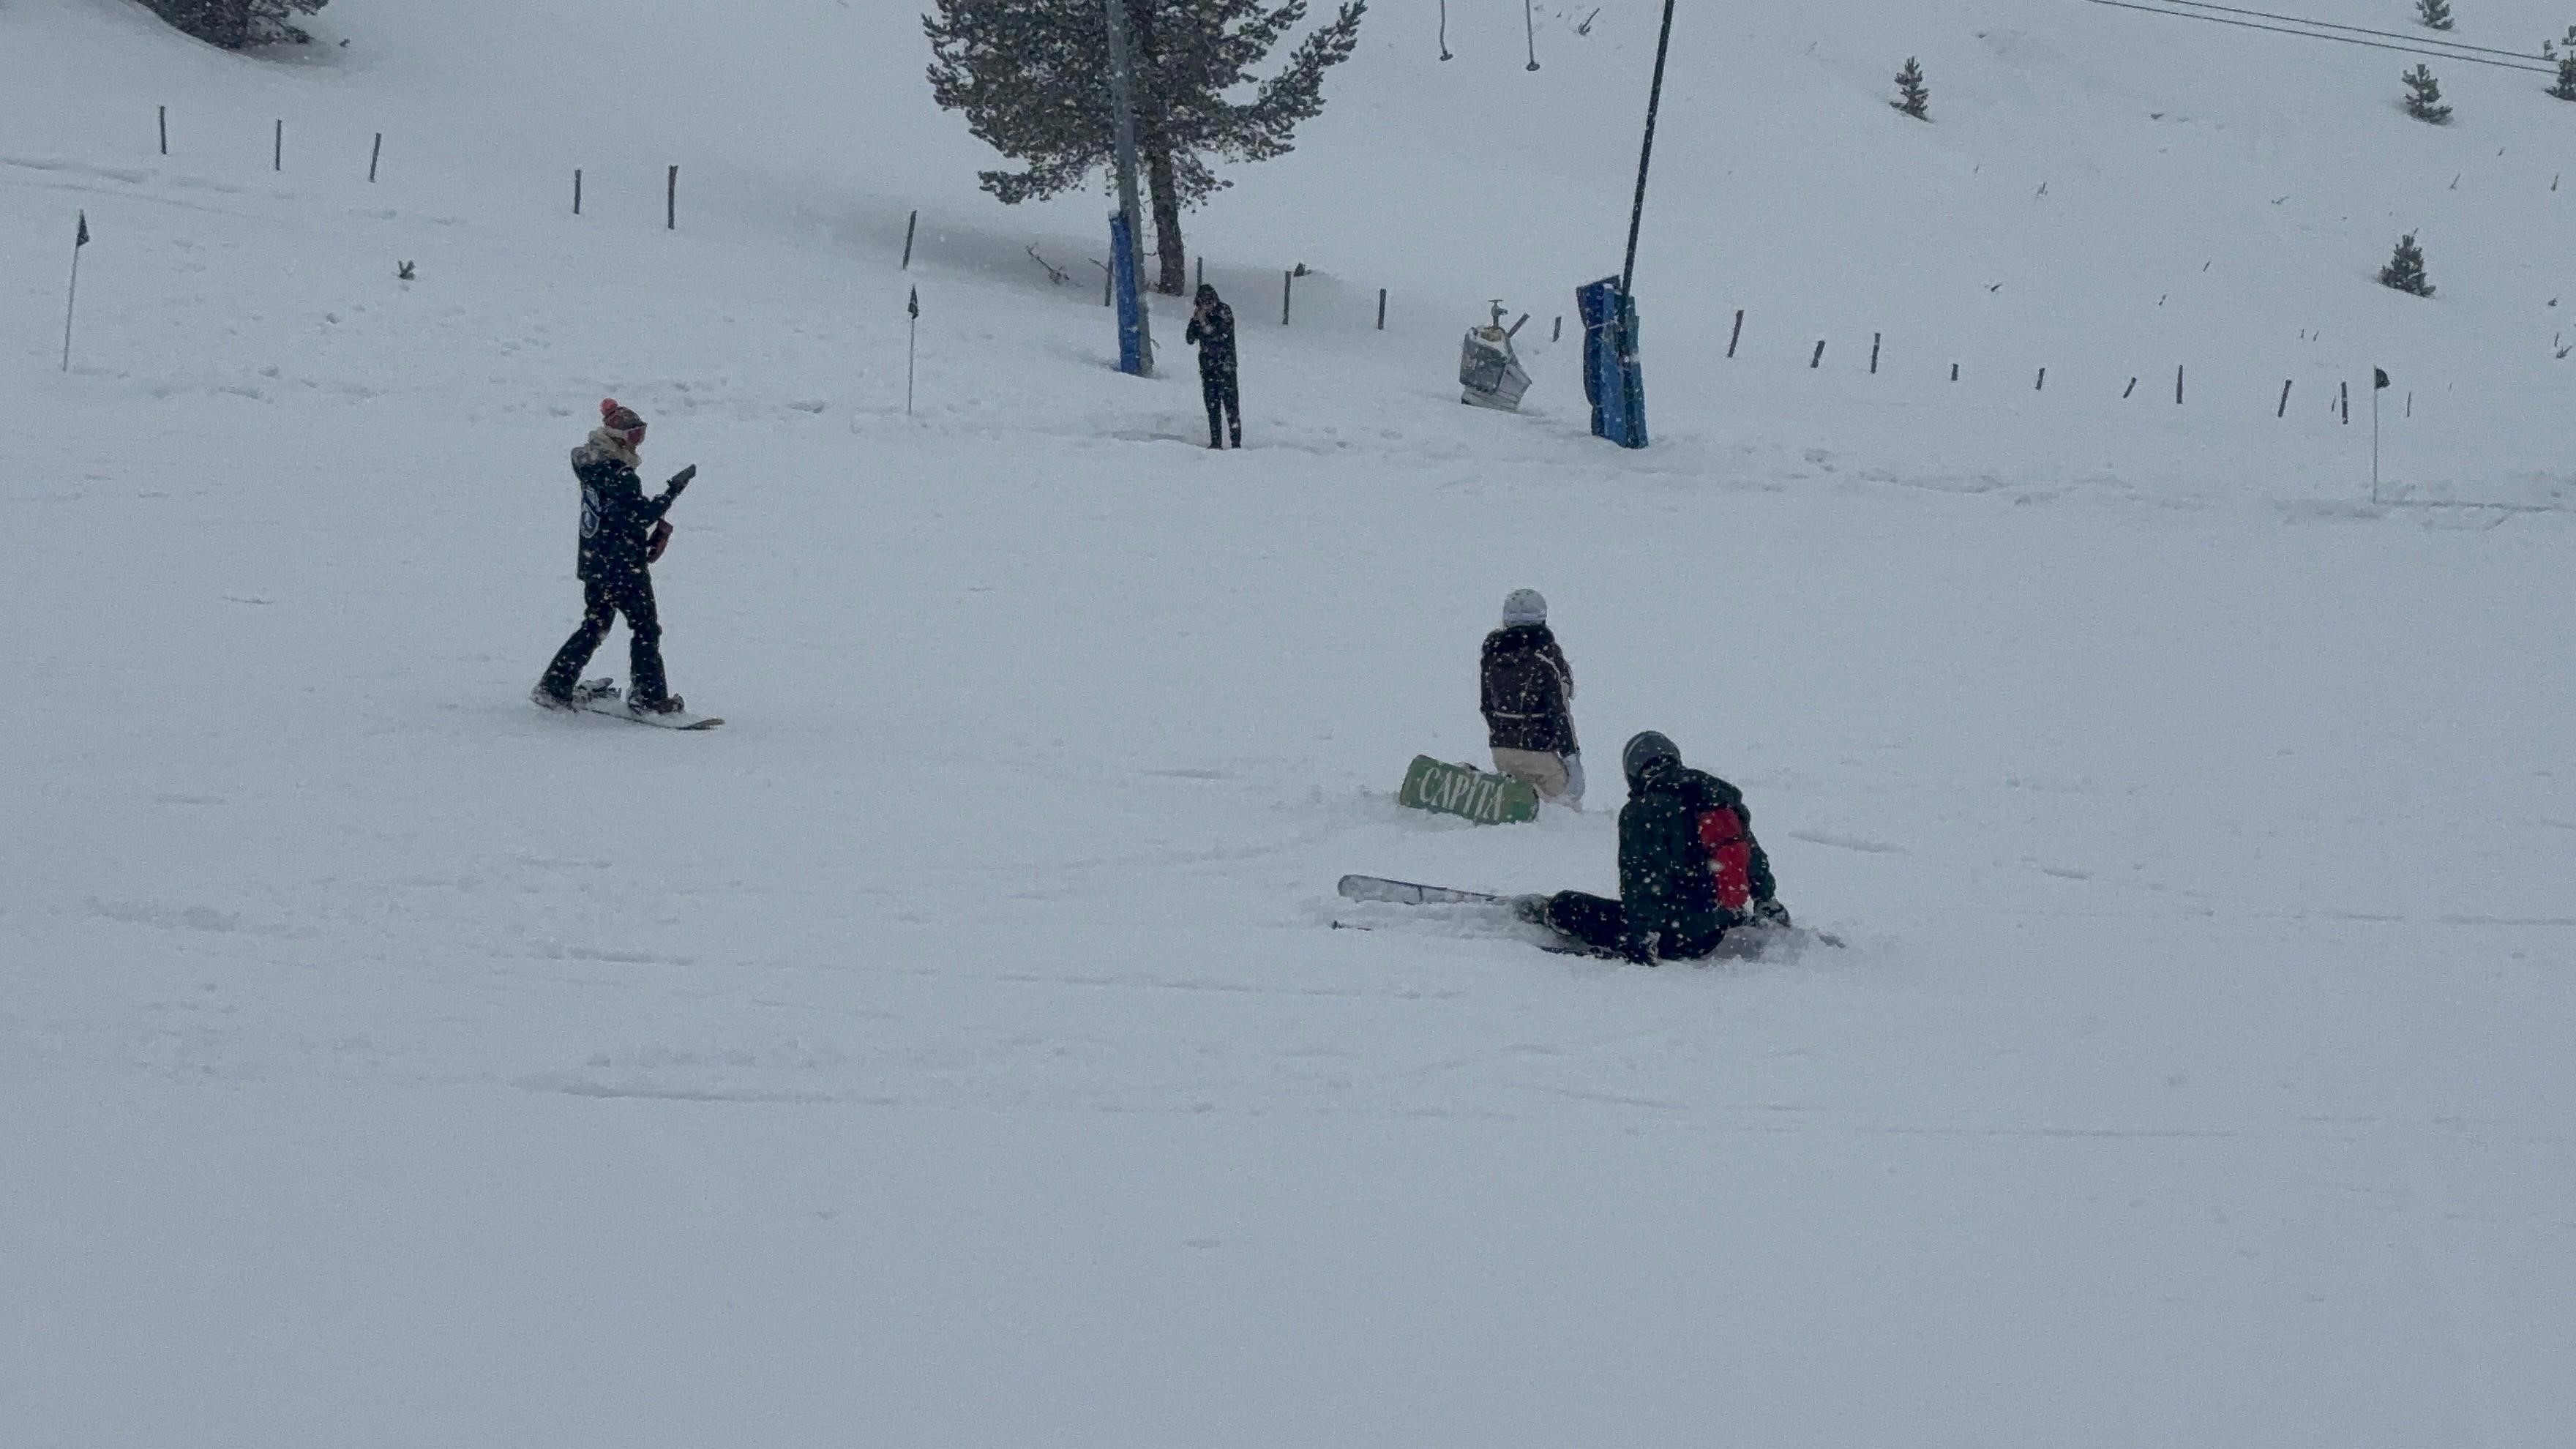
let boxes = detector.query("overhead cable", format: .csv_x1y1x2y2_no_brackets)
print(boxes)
2083,0,2553,72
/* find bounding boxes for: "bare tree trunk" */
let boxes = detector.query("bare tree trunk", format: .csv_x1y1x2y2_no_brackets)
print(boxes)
1142,143,1189,296
1123,0,1190,296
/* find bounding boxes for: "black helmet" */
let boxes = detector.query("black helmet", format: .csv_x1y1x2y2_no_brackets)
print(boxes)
1622,730,1681,785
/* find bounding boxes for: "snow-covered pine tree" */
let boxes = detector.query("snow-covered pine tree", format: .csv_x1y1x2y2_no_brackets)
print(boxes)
2547,28,2576,100
2380,233,2435,296
2417,0,2455,31
1892,58,1930,119
925,0,1368,296
2403,64,2452,122
138,0,327,48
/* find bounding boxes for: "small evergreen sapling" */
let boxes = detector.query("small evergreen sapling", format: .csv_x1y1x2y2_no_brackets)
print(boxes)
2417,0,2454,31
1892,58,1930,120
2403,64,2452,122
2545,27,2576,100
2380,233,2435,296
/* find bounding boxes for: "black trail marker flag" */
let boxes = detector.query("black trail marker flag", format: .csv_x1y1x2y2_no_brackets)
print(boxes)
62,211,90,372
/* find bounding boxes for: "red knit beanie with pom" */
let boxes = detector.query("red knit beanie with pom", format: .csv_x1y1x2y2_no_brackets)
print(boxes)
600,398,645,443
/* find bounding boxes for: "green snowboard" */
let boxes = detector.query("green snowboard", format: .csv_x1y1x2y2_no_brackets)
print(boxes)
1398,755,1541,825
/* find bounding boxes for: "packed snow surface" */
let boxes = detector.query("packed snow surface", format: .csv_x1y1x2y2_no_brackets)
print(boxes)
4,0,2571,1443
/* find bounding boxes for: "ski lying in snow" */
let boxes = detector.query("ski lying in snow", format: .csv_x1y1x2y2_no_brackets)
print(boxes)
577,694,723,730
1337,875,1505,906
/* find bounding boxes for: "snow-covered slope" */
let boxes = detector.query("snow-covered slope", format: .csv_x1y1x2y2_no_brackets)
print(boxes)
4,1,2572,1444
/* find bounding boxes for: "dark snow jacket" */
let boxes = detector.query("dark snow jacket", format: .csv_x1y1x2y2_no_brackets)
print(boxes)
1615,759,1781,962
572,430,686,583
1480,624,1577,754
1185,302,1238,380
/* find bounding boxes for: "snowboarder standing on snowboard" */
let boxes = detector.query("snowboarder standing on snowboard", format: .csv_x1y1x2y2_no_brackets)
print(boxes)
1531,732,1791,964
1185,283,1241,449
1481,588,1584,806
533,399,697,716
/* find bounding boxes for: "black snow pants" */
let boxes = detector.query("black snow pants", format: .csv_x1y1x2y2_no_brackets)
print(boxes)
1202,370,1242,449
541,569,668,705
1539,891,1724,964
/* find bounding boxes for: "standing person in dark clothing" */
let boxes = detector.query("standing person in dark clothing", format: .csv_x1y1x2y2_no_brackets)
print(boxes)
1530,732,1792,964
1480,588,1584,806
1185,283,1241,449
533,399,698,716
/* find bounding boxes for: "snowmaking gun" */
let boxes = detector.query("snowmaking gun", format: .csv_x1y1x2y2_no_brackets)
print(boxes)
1459,302,1533,411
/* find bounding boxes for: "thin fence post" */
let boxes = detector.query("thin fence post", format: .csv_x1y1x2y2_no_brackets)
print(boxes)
2405,390,2413,418
902,210,918,269
368,132,381,183
1810,340,1825,369
1727,310,1744,359
2340,379,2349,424
158,105,168,157
1870,332,1882,375
1377,288,1388,331
1196,256,1204,290
2036,367,2046,391
667,165,678,230
1552,315,1562,342
2175,365,2184,404
2123,376,2138,399
1282,269,1292,326
274,119,282,172
2277,379,2292,418
574,169,583,216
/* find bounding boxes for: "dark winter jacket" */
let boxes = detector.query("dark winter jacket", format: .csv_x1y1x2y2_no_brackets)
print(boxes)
572,430,686,583
1615,759,1780,962
1480,624,1577,754
1185,302,1238,380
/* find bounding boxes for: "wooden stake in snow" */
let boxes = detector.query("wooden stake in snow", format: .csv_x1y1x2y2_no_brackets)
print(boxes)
1378,288,1388,331
2036,367,2046,391
667,166,678,230
62,211,89,372
2176,365,2184,404
2277,379,2293,418
274,119,282,172
2124,376,2138,399
369,132,382,183
1871,333,1882,374
1282,269,1293,326
158,105,168,157
574,169,583,216
902,210,918,270
1810,340,1826,369
907,287,920,418
1727,310,1744,359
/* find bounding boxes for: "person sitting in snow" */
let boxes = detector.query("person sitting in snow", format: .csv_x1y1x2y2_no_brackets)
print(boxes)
1528,732,1791,964
533,399,697,716
1480,588,1583,806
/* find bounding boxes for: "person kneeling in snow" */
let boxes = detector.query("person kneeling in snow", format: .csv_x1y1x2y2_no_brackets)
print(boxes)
1530,731,1791,964
1481,588,1584,806
533,400,697,716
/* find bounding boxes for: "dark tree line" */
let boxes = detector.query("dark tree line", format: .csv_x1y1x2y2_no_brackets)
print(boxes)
137,0,329,49
926,0,1367,295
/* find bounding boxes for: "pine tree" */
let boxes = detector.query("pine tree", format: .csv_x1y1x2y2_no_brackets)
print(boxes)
925,0,1368,296
2417,0,2454,31
2380,232,2435,296
139,0,326,48
1892,58,1930,120
2546,28,2576,100
2402,64,2452,122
